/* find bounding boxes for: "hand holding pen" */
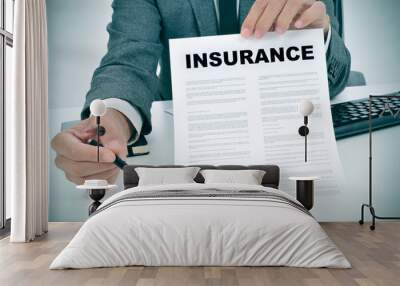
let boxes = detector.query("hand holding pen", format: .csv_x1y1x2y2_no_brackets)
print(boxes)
89,99,128,169
51,101,131,185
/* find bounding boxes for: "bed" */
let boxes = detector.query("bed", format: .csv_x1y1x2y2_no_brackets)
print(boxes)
50,165,350,269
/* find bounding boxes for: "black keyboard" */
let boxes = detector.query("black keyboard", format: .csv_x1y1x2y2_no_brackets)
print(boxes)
331,92,400,139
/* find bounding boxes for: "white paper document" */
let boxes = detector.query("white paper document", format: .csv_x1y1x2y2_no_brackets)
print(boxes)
170,29,342,192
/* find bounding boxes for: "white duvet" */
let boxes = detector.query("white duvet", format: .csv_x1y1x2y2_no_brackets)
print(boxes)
50,183,350,269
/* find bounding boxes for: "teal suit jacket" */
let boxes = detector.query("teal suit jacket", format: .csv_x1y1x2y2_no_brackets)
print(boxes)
82,0,351,135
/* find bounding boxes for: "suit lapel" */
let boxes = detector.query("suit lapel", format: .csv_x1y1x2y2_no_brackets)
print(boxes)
239,0,254,26
188,0,218,36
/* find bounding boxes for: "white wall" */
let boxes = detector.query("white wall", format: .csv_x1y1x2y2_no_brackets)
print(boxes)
47,0,112,109
343,0,400,84
47,0,400,221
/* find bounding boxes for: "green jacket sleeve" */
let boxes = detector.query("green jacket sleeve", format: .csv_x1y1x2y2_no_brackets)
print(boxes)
323,0,352,98
81,0,162,135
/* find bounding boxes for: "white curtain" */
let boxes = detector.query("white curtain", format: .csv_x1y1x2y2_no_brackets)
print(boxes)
9,0,49,242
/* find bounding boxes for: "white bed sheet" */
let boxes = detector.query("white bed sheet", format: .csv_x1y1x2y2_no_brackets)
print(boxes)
50,183,350,269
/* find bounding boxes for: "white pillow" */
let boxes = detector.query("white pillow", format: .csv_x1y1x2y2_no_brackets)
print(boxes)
135,167,201,186
200,169,266,185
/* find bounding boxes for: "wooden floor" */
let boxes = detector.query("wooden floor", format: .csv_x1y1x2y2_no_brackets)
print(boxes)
0,222,399,286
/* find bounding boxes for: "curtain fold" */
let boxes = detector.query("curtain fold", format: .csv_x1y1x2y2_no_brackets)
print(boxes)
10,0,49,242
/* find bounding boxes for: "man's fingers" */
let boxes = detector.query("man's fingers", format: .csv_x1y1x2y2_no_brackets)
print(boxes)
65,173,84,185
82,167,119,181
65,141,115,163
104,140,128,158
68,126,97,142
255,0,286,38
65,167,119,185
241,0,322,37
241,0,269,37
107,172,120,184
275,0,304,33
295,1,326,29
51,132,115,162
55,155,116,177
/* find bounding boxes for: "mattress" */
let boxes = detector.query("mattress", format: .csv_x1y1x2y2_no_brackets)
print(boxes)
50,183,350,269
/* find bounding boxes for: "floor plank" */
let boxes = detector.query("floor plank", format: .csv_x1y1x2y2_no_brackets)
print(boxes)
0,222,399,286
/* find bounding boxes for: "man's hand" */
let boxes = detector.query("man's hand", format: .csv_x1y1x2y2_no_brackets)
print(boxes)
241,0,330,38
51,109,132,185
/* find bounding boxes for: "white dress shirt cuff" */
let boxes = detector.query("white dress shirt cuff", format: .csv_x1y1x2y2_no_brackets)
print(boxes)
324,24,332,53
103,98,143,144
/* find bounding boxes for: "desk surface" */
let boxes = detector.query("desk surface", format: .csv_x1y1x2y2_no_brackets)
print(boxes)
48,82,400,222
331,82,400,104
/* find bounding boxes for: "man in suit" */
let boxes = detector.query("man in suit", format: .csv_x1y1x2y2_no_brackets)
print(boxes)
52,0,351,184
